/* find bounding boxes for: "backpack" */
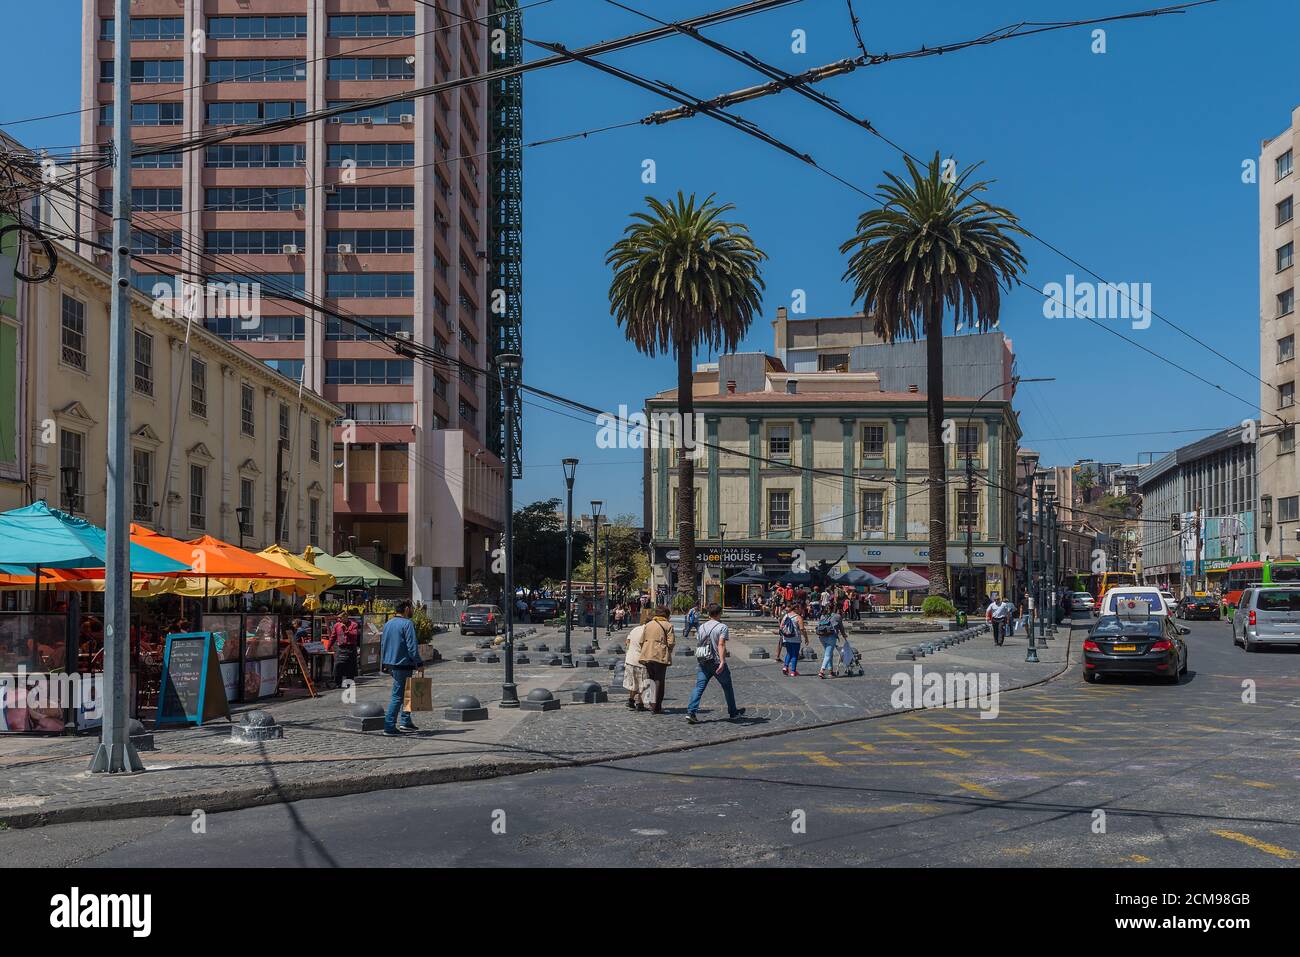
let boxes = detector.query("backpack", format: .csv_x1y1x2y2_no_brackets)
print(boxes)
694,620,721,670
779,614,799,641
816,613,838,637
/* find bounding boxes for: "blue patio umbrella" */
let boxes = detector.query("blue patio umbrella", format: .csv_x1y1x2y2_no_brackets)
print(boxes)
829,567,885,587
0,501,189,575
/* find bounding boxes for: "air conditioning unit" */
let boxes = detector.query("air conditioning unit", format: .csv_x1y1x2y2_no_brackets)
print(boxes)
399,113,415,124
360,116,373,126
291,203,305,212
323,184,337,194
328,117,342,124
394,331,413,341
281,244,300,255
336,243,354,254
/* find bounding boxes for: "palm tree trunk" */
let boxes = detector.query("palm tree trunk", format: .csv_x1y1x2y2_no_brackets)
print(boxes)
675,344,697,603
925,302,951,600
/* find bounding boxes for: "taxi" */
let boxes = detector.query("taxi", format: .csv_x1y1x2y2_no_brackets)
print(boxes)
1083,599,1189,684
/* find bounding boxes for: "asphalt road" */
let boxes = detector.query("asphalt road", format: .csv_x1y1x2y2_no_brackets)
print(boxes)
6,615,1299,867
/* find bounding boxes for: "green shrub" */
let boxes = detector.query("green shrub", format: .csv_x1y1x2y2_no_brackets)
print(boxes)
921,596,957,618
670,593,697,613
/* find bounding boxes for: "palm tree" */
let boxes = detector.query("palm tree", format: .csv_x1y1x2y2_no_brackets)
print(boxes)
840,153,1027,600
607,192,767,604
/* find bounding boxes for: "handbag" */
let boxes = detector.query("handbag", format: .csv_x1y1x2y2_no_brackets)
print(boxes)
402,673,433,712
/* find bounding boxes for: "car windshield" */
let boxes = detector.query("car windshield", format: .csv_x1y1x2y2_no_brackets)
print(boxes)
1093,617,1162,637
1255,590,1300,611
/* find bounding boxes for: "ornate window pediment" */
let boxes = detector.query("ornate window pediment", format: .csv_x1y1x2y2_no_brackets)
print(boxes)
187,442,214,464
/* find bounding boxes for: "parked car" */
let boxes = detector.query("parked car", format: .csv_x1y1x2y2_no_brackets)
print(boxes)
528,598,560,623
1231,587,1300,652
460,604,502,636
1175,592,1219,621
1083,612,1189,684
1066,591,1095,614
1159,591,1177,613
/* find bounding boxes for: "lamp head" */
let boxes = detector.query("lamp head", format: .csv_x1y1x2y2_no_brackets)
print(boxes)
562,457,578,484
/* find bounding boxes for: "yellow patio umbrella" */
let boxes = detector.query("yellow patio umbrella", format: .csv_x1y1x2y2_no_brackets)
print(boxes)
253,544,336,597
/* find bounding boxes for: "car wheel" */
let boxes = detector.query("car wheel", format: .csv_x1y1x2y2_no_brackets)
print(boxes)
1180,653,1188,676
1244,635,1256,653
1084,670,1098,683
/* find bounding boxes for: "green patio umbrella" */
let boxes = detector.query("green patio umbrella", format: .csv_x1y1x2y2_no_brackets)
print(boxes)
313,550,402,588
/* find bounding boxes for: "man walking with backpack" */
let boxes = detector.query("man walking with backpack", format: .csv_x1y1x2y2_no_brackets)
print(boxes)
686,603,745,724
986,592,1015,647
815,604,846,679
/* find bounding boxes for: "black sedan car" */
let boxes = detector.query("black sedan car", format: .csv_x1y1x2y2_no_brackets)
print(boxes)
528,598,560,623
1176,593,1219,620
459,604,502,636
1083,613,1189,684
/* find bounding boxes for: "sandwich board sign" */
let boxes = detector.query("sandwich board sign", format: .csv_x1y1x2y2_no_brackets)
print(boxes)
155,632,232,726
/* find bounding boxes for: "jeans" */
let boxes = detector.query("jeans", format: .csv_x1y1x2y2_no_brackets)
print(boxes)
687,663,738,717
991,619,1007,645
385,666,415,731
820,635,838,671
782,642,801,671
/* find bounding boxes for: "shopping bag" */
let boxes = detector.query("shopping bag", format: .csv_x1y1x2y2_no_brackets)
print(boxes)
403,674,433,712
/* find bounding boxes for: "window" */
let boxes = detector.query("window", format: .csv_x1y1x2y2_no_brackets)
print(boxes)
206,59,307,83
1281,428,1296,455
1280,242,1295,273
327,99,414,125
957,425,980,458
106,188,181,211
459,398,476,424
207,314,304,342
309,498,320,547
241,384,255,436
279,403,291,445
1279,335,1295,363
339,403,414,425
861,490,884,532
205,272,305,296
325,360,413,385
1278,196,1294,228
205,187,305,212
326,143,414,168
325,273,414,298
265,359,304,382
957,491,980,529
861,424,885,458
97,229,181,254
133,330,153,395
1279,288,1295,318
327,14,415,37
100,60,185,84
239,479,255,535
768,424,791,457
189,464,206,529
59,430,84,514
1279,494,1299,522
1278,149,1294,181
206,101,306,126
325,316,413,340
326,186,415,211
60,295,86,370
310,419,320,462
208,16,308,40
132,448,153,522
767,490,792,530
328,58,415,81
326,230,414,254
206,230,306,254
132,152,182,169
818,353,850,372
101,17,186,41
206,144,304,168
98,103,184,126
191,357,207,417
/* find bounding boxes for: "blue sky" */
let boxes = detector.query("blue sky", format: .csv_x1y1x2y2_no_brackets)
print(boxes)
2,0,1295,519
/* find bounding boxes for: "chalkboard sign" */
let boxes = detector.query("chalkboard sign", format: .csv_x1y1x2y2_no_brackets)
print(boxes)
156,632,231,727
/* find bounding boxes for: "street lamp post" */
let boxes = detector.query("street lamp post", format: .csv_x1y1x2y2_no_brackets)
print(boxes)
604,527,612,637
236,506,251,549
496,352,521,708
561,458,578,667
590,500,603,649
1023,498,1038,663
962,377,1053,612
718,523,727,611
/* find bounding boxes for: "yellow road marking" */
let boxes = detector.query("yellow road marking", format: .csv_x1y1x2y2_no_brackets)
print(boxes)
1020,748,1072,764
936,773,999,799
1044,735,1084,744
1128,854,1151,863
938,746,973,758
1211,830,1298,861
827,803,944,814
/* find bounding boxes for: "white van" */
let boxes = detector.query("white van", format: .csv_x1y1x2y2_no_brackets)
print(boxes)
1098,585,1170,618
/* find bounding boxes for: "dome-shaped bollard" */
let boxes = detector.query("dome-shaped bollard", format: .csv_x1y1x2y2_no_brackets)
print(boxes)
231,710,283,742
344,702,386,732
576,653,600,668
444,694,488,722
571,680,608,704
520,688,560,712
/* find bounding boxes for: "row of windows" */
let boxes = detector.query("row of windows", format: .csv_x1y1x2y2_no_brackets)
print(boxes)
103,98,425,127
206,59,307,83
327,143,415,168
99,103,184,125
327,100,414,124
326,316,414,340
206,315,304,342
206,144,305,168
760,423,985,461
100,60,184,84
325,359,413,384
327,229,415,253
327,15,416,38
671,488,976,535
100,187,181,211
207,100,306,125
100,14,418,42
326,273,414,298
326,186,414,211
205,230,306,254
327,58,415,81
206,186,305,211
97,229,181,254
100,17,185,41
337,402,415,425
209,16,308,40
167,143,411,169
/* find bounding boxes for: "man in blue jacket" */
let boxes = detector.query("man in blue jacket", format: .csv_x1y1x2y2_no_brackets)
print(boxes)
380,600,423,735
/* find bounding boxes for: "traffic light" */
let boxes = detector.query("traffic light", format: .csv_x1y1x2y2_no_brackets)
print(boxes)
1170,513,1181,532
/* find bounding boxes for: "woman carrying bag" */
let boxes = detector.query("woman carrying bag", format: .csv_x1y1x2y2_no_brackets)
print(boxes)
637,606,675,714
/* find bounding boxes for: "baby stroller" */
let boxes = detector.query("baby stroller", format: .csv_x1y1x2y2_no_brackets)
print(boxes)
834,637,863,677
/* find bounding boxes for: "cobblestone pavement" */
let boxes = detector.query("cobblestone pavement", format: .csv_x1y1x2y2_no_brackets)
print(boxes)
0,618,1075,828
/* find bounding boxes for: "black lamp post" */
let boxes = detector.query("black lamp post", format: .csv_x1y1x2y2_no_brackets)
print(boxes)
718,522,727,610
590,500,603,649
60,466,79,517
604,525,612,637
236,506,251,549
561,457,578,668
496,352,521,708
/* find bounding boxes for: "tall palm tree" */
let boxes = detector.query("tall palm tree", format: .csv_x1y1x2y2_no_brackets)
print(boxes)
607,192,767,604
840,153,1027,600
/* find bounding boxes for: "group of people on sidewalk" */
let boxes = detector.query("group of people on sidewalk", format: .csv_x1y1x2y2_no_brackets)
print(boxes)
761,584,870,620
622,602,746,724
772,599,851,679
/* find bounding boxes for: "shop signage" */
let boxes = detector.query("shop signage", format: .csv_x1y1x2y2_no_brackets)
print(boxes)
155,632,231,727
656,545,803,567
847,544,1001,565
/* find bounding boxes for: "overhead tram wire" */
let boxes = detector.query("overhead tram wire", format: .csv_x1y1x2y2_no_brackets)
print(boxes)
608,0,1264,402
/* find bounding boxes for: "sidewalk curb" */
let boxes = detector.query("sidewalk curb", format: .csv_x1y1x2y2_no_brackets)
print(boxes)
0,623,1079,830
